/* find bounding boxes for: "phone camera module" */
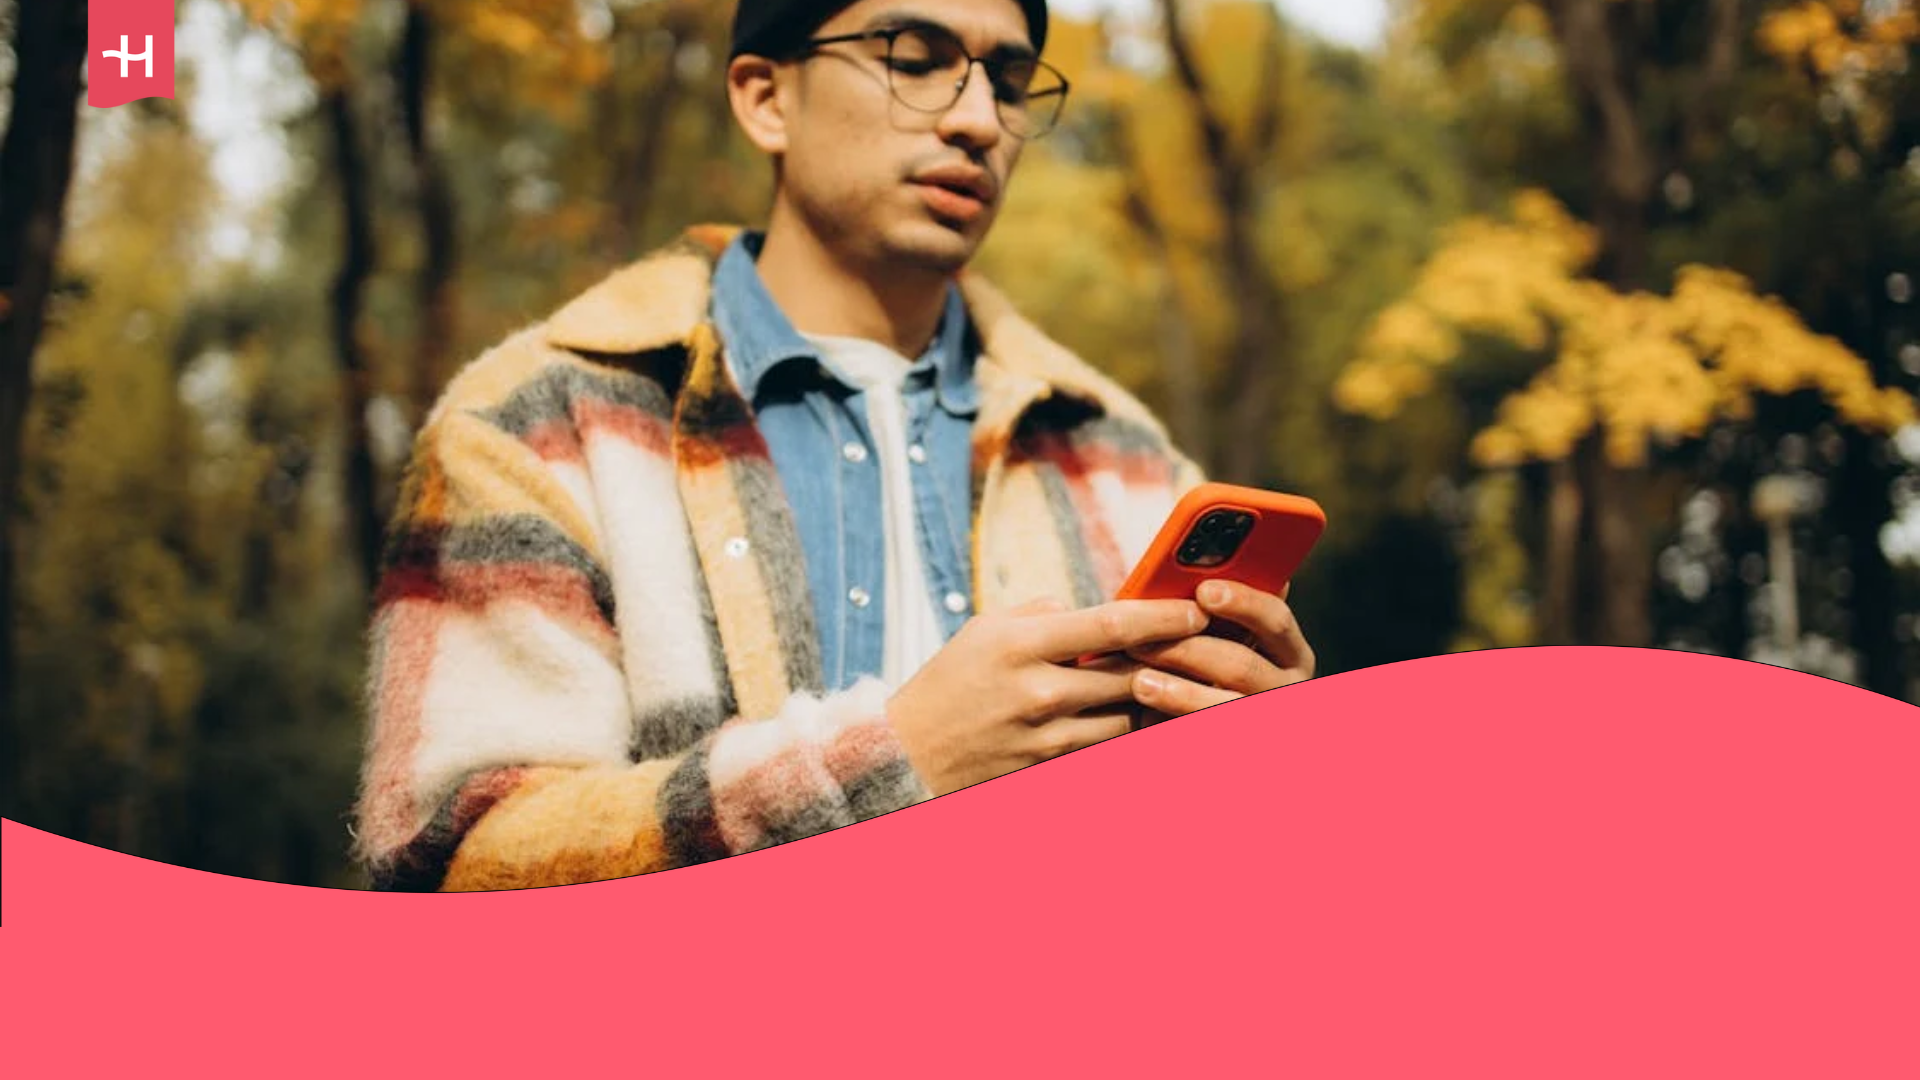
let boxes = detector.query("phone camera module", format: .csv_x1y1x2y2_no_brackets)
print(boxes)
1178,510,1252,568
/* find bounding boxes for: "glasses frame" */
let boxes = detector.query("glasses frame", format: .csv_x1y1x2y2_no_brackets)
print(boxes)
796,25,1071,140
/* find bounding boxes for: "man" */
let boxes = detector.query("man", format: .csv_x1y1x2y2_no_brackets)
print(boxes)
353,0,1315,891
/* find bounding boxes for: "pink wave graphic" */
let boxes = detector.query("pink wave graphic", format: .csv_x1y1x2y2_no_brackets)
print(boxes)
5,647,1918,1076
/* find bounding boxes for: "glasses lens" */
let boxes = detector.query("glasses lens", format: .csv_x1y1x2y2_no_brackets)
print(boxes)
999,64,1066,138
883,27,1069,138
887,28,969,111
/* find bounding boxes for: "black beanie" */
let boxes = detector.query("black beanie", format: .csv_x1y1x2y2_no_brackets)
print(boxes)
729,0,1050,60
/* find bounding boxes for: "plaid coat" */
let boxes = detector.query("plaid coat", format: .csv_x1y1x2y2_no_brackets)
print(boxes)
354,226,1204,891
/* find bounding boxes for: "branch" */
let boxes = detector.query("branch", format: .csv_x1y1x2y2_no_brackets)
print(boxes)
1248,6,1287,163
1682,0,1747,158
1542,0,1655,205
1154,0,1290,484
1154,0,1242,185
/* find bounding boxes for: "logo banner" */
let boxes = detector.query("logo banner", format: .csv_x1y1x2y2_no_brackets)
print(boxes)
88,0,176,110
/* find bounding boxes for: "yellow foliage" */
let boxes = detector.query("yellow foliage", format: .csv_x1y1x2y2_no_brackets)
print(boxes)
1336,189,1916,468
1760,0,1918,78
1396,0,1564,121
1043,16,1143,107
232,0,609,110
973,148,1169,393
232,0,365,86
430,0,611,116
28,123,225,734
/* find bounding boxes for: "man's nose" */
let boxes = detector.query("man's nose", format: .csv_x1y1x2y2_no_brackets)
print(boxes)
935,61,1005,150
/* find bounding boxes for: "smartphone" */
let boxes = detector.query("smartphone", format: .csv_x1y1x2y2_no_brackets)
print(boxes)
1115,482,1326,603
1076,483,1325,667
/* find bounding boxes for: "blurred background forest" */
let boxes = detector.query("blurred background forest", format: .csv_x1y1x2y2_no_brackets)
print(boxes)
2,0,1917,887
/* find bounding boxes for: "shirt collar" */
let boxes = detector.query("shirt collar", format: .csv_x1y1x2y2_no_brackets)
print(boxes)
708,232,980,417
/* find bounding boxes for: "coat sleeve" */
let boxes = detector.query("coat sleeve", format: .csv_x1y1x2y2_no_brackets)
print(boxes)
352,403,930,892
1171,447,1207,498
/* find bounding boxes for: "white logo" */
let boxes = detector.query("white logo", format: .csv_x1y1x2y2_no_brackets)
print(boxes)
102,35,153,79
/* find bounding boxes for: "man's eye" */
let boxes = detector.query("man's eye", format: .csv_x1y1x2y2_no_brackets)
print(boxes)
888,57,942,76
992,70,1035,103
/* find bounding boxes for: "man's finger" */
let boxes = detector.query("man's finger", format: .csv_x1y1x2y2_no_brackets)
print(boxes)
1032,599,1205,662
1074,652,1142,677
1036,711,1134,759
1128,634,1281,695
1032,666,1148,720
1133,667,1240,716
1134,707,1174,731
1013,596,1070,616
1196,580,1314,678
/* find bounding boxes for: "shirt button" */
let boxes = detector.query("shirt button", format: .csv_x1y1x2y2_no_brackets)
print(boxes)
943,591,970,615
842,442,869,464
848,586,872,609
908,444,928,465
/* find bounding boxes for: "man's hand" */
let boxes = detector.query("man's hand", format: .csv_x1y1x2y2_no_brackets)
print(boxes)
889,597,1206,796
1126,579,1315,717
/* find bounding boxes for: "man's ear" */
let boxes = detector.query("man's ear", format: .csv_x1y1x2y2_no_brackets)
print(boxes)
728,54,790,157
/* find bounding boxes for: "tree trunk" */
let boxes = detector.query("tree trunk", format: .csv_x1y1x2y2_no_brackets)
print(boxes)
1156,0,1290,486
398,1,459,423
324,89,385,592
1539,458,1583,645
1541,0,1661,647
1117,120,1207,470
1590,443,1654,646
0,0,88,810
606,6,695,260
1838,429,1900,697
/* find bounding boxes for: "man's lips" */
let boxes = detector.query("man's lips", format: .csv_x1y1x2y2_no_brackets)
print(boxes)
911,167,996,203
910,170,996,223
913,181,989,223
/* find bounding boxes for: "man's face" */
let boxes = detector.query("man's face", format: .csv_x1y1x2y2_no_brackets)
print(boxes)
771,0,1040,276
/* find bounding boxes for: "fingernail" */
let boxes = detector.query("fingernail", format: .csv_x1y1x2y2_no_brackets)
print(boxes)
1137,670,1167,695
1201,581,1230,606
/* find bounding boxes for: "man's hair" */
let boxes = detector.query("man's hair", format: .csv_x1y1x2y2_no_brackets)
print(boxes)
729,0,1051,60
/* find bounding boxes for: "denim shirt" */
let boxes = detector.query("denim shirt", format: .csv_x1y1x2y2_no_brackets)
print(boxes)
709,233,979,693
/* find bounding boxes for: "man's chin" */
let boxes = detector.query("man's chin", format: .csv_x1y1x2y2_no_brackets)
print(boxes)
883,218,986,275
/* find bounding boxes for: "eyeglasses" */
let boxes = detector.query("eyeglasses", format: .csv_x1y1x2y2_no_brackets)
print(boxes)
797,24,1070,140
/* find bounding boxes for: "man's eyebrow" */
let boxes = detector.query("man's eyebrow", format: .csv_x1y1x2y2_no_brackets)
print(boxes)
859,11,1038,61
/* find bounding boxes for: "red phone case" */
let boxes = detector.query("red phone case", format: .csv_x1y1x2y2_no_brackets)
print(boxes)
1114,482,1326,602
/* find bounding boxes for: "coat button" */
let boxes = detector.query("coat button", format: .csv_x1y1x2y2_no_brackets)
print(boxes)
943,591,969,615
725,537,751,559
908,444,928,465
842,442,869,464
848,586,872,609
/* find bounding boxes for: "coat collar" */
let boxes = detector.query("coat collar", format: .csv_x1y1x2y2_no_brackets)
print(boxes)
540,224,1166,432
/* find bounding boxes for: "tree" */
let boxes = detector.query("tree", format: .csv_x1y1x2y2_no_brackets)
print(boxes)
1387,0,1920,670
1740,0,1920,694
15,109,223,854
1398,0,1741,645
0,0,88,811
1336,187,1914,663
230,0,386,586
1151,0,1292,484
396,1,458,420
